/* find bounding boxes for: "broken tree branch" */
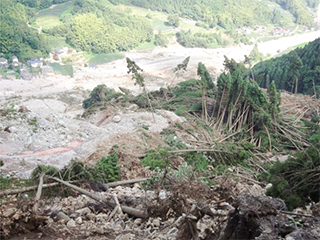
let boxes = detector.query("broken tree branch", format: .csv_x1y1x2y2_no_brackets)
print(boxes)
0,178,147,197
107,178,148,187
132,149,228,158
278,210,318,219
33,173,44,212
235,173,264,186
48,176,149,219
0,182,65,196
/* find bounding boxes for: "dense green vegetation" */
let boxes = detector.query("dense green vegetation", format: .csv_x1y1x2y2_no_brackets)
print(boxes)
0,0,50,60
43,0,153,53
154,31,169,47
176,30,229,48
1,0,319,60
0,0,153,60
270,0,319,26
251,38,320,96
111,0,317,29
65,0,153,53
18,0,70,10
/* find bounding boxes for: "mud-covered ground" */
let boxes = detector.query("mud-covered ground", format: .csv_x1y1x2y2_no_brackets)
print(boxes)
1,32,320,239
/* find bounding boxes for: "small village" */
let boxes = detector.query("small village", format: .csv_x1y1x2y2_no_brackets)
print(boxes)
0,47,79,81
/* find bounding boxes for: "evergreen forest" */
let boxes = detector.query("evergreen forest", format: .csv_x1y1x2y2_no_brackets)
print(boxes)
251,38,320,96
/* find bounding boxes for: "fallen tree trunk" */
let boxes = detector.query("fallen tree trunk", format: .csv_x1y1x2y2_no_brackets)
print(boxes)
0,178,148,197
107,178,148,187
132,149,228,158
0,182,62,196
33,173,44,212
48,176,149,219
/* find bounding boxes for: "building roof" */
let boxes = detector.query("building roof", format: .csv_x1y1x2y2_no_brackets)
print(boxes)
0,57,8,63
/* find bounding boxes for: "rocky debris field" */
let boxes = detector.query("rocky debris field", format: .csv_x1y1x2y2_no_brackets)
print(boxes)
0,89,186,179
1,82,320,239
1,35,320,239
1,174,320,240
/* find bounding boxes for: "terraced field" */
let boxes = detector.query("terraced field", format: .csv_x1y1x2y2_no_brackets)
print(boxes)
33,1,74,29
37,1,75,16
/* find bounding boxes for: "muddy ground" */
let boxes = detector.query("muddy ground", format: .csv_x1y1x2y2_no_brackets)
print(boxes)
1,34,320,239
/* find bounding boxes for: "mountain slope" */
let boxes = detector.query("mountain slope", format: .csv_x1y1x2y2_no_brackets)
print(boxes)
252,38,320,96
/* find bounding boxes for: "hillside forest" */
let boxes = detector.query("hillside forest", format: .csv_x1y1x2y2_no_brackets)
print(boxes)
1,0,319,60
251,38,320,96
113,0,319,28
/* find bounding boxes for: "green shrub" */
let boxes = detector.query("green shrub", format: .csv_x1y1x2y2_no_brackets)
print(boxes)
175,106,188,116
82,84,122,109
183,152,209,171
61,161,92,181
0,176,31,192
94,151,120,182
31,165,59,180
31,152,120,183
164,135,186,149
141,149,169,171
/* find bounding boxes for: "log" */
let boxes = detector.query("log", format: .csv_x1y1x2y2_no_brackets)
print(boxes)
278,210,318,219
0,182,63,196
235,174,264,186
0,178,147,196
35,174,44,200
107,178,148,187
33,173,44,211
132,149,228,158
48,176,149,219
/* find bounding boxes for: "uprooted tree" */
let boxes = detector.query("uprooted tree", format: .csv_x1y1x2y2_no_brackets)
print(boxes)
77,54,318,211
126,57,155,121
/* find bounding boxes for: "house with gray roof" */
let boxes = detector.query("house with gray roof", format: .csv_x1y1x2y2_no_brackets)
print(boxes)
0,57,9,68
41,65,54,76
20,69,34,80
55,47,68,56
27,57,43,68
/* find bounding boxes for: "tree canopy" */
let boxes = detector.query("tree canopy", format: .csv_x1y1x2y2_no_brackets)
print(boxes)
270,0,318,26
0,0,49,60
251,38,320,96
110,0,317,29
63,0,153,53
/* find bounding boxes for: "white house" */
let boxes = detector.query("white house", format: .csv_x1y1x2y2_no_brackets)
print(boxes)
12,56,19,67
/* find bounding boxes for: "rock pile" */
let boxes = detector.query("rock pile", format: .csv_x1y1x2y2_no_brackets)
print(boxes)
0,92,184,178
1,177,319,240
